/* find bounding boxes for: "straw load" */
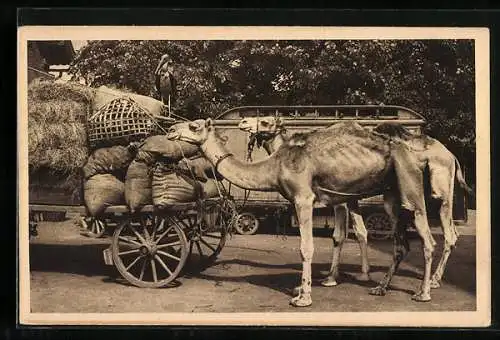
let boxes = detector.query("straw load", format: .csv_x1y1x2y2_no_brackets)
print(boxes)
28,80,95,204
28,79,225,215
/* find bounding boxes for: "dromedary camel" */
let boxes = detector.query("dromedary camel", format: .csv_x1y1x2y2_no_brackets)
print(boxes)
166,118,453,307
238,116,474,292
238,116,371,286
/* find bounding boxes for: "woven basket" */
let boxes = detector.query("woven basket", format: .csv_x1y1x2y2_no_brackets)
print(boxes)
87,96,165,149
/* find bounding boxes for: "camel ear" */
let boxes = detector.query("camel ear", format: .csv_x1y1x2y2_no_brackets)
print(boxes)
275,117,283,127
205,118,213,128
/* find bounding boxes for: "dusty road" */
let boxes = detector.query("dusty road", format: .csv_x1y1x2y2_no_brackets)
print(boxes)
28,213,476,313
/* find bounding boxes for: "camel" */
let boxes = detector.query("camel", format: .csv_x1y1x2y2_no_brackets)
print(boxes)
238,116,371,286
238,116,474,292
370,122,474,291
166,118,460,307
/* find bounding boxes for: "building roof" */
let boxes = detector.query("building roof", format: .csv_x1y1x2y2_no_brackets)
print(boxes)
35,41,76,65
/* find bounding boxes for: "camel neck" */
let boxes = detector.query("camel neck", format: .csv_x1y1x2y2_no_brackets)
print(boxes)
201,131,279,191
263,132,288,155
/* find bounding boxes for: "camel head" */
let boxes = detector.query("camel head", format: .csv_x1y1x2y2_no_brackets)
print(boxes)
166,118,216,145
238,116,284,136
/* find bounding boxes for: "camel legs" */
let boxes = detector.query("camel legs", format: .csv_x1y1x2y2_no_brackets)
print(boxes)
321,204,349,287
349,201,371,281
290,194,315,307
321,201,370,287
371,145,437,301
369,190,408,297
430,168,459,288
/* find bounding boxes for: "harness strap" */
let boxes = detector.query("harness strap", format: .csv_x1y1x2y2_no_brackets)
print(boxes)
214,152,233,172
316,186,379,197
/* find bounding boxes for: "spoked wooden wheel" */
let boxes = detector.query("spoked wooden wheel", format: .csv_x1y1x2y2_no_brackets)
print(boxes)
180,205,228,266
234,212,259,235
365,212,393,241
80,216,107,238
111,214,189,288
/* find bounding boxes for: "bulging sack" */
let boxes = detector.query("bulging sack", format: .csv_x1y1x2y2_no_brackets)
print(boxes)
125,160,152,213
140,135,199,162
152,163,202,207
82,145,136,180
84,174,125,217
93,86,164,116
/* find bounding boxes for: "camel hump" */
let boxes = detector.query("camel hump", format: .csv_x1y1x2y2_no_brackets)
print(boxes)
373,123,413,139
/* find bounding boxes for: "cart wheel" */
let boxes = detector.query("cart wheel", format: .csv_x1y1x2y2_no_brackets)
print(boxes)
365,212,393,240
180,206,228,266
234,212,259,235
111,215,189,288
80,216,107,238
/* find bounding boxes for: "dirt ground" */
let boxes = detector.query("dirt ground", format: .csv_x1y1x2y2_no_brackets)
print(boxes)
28,211,476,313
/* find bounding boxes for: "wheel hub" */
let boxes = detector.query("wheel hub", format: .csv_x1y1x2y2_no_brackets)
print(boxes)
139,246,149,256
140,242,158,256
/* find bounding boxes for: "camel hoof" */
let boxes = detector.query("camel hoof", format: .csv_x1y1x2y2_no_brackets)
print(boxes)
430,279,441,289
290,294,312,307
320,277,338,287
369,286,387,296
411,292,431,302
356,273,371,282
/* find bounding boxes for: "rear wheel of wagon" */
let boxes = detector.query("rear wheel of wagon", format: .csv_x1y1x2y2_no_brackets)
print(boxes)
181,206,228,268
234,212,259,235
112,214,189,288
79,216,107,238
365,212,393,241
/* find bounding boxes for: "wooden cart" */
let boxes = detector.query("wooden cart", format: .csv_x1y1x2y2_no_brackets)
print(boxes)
29,195,239,288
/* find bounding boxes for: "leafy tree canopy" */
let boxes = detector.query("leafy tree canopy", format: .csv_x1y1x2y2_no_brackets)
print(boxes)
69,39,475,187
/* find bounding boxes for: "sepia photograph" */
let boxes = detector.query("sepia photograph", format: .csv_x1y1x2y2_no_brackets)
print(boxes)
18,26,490,327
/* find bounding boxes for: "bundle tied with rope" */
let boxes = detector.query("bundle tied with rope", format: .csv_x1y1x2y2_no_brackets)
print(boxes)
151,139,226,208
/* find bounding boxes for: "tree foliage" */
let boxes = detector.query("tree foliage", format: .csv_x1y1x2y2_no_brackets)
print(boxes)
69,39,476,188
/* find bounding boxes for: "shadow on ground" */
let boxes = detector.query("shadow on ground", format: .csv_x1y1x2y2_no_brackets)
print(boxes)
185,259,416,297
29,233,475,297
368,234,476,296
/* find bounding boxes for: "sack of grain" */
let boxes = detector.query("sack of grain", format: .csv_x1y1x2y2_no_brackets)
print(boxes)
152,163,203,208
135,148,157,166
125,160,152,213
84,174,125,217
82,145,137,180
93,85,164,116
140,135,199,162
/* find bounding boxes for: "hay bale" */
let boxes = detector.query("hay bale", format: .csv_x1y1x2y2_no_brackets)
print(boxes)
29,100,89,124
28,80,94,175
84,174,125,217
28,121,88,173
141,135,199,162
28,79,95,104
82,145,137,180
125,160,152,213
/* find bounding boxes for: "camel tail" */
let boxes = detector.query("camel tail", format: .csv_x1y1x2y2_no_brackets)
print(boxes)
454,157,475,197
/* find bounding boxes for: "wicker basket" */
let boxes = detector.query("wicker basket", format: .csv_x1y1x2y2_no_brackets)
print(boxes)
87,96,170,149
